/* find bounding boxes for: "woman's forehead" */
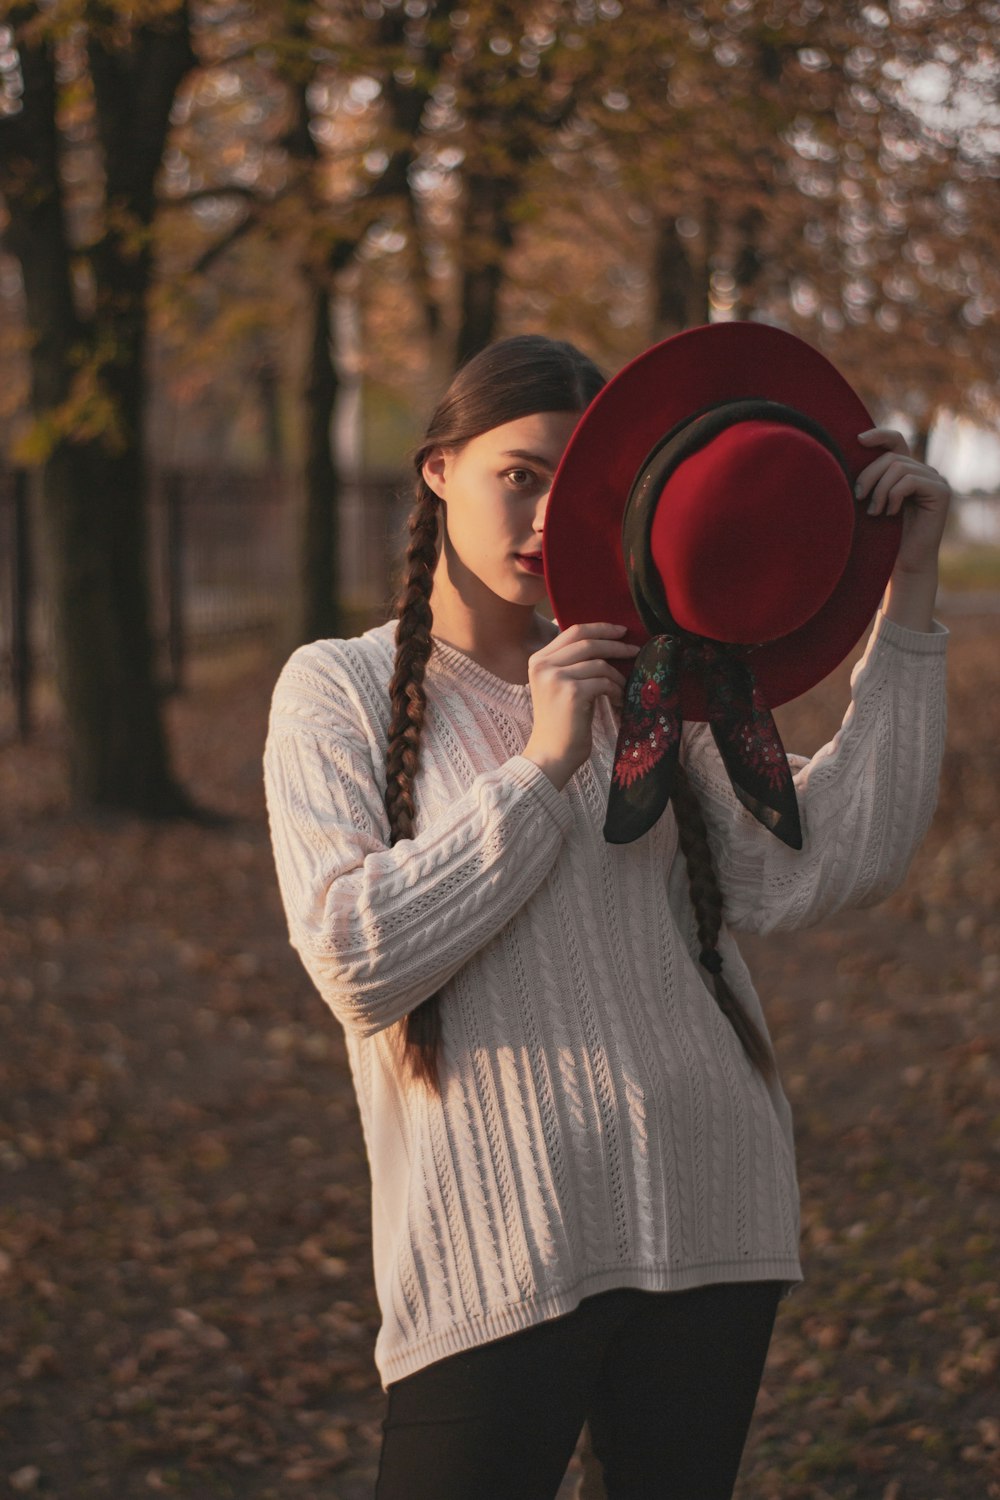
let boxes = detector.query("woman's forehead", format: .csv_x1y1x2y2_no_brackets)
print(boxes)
469,410,581,461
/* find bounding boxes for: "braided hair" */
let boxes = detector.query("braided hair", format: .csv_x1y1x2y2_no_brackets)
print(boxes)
672,764,775,1080
384,337,605,1087
384,335,773,1088
384,481,442,1086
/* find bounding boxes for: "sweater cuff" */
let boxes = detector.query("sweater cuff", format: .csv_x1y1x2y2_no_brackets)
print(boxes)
868,609,949,657
505,755,575,836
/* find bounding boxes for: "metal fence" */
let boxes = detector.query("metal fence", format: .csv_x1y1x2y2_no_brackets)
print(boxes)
0,467,407,738
148,468,294,692
6,467,997,740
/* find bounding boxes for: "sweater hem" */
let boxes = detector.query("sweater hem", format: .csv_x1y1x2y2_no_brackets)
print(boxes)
376,1256,804,1387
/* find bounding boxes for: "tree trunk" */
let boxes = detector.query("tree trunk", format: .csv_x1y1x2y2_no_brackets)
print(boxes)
38,238,186,812
258,361,284,466
1,7,193,814
732,204,766,321
651,213,709,338
299,284,341,644
454,170,516,368
910,419,931,465
282,2,442,642
42,437,183,811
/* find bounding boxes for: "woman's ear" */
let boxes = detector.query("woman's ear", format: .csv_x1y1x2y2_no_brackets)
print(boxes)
422,446,448,500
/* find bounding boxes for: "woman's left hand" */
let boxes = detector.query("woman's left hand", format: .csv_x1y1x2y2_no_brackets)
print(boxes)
856,428,952,631
856,428,952,576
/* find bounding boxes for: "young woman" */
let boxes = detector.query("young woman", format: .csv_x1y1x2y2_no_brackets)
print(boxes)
264,333,950,1500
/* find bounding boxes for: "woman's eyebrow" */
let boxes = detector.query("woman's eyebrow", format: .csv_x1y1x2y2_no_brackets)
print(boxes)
500,448,556,468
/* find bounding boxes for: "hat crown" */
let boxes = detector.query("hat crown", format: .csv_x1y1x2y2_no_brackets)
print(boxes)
650,419,856,645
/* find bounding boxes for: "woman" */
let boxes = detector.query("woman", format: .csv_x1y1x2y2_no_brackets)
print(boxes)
264,331,950,1499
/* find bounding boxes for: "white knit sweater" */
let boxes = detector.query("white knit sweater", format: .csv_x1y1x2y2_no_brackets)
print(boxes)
264,611,947,1386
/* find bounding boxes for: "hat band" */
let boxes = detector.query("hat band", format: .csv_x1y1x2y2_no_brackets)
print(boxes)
622,397,855,642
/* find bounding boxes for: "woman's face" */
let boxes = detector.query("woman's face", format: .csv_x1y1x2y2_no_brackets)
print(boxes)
422,410,580,606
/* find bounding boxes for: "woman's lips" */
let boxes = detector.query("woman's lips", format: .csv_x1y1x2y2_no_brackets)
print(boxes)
514,553,545,575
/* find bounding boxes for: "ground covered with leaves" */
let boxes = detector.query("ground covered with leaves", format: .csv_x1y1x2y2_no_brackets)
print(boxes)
1,610,997,1500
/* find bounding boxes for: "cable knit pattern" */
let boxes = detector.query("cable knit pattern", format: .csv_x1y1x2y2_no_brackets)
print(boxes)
264,611,947,1386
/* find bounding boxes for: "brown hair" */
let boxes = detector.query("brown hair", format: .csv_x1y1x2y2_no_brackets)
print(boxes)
671,765,774,1080
384,334,772,1088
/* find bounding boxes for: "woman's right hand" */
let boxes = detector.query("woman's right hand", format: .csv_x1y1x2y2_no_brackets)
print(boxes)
523,623,639,791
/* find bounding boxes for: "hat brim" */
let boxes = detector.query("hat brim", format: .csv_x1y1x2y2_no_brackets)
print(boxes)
544,322,901,717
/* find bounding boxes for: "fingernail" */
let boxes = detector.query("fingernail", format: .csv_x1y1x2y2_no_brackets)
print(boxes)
867,500,878,515
855,480,864,498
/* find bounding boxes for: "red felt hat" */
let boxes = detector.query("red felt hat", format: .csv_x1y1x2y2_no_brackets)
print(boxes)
544,322,901,719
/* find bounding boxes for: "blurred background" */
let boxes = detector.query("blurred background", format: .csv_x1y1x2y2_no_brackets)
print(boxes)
0,4,998,1498
1,0,999,780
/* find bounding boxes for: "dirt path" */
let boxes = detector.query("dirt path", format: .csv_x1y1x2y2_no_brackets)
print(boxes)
1,612,997,1500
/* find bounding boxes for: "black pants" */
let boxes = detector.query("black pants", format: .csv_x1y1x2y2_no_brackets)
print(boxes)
376,1281,782,1500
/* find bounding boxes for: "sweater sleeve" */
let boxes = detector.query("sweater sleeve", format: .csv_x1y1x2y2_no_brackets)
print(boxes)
681,612,948,936
263,642,574,1038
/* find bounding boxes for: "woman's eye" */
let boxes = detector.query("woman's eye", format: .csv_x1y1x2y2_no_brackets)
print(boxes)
503,468,534,488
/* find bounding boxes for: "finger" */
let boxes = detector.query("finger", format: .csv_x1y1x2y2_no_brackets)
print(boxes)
857,427,910,456
882,472,950,517
870,462,948,513
547,661,631,688
854,451,896,499
878,470,933,514
888,475,928,516
557,622,630,643
535,637,640,667
869,460,920,511
533,623,620,661
576,674,628,703
856,454,921,506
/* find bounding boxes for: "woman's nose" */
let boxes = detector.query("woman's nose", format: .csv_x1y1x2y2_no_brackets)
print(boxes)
533,487,552,532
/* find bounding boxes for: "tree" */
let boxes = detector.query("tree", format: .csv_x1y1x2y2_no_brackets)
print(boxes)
154,0,448,643
282,0,445,641
0,2,196,813
161,0,617,640
715,0,1000,433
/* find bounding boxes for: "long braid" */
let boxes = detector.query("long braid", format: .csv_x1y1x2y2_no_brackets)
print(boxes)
380,335,606,1091
671,763,775,1082
385,480,442,1087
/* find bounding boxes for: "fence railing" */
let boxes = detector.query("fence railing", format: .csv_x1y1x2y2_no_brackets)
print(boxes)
7,468,996,741
149,467,301,691
0,466,407,739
